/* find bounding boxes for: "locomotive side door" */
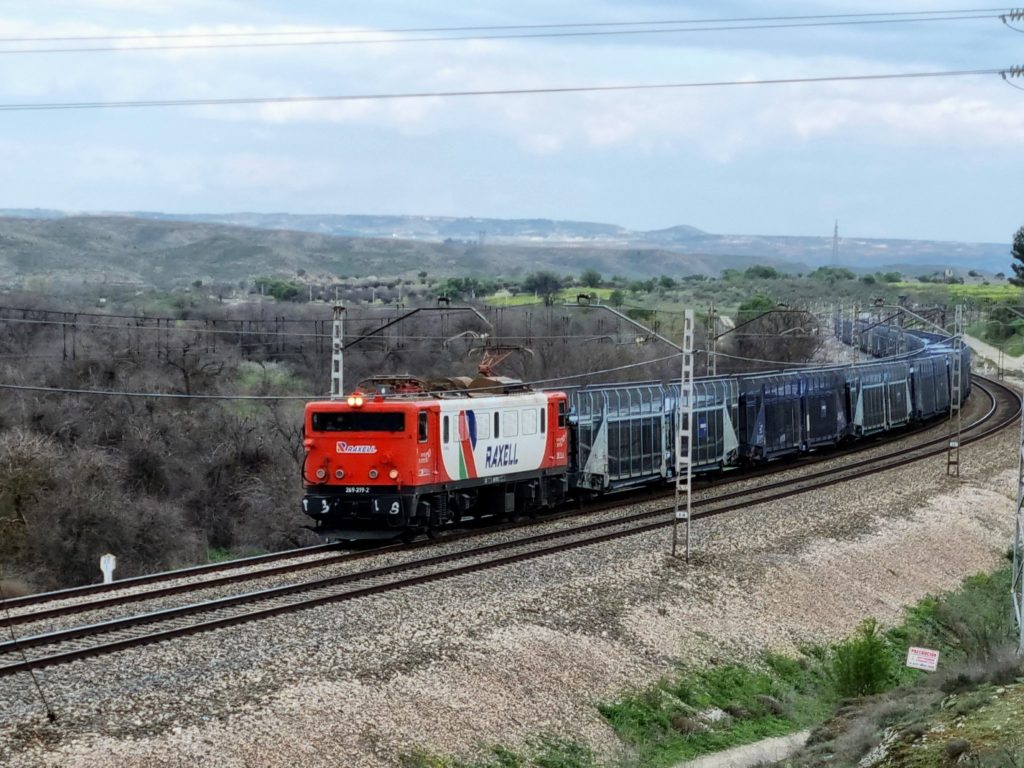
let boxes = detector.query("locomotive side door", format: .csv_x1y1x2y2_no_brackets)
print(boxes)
417,408,438,482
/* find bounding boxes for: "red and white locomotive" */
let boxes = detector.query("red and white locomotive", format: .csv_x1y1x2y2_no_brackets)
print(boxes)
302,375,569,539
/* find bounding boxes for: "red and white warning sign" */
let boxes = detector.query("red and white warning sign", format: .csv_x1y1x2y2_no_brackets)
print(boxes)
906,646,940,672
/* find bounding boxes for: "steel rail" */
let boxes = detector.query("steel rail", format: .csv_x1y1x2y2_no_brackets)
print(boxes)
1,377,964,622
0,543,343,611
2,377,991,627
0,375,1015,678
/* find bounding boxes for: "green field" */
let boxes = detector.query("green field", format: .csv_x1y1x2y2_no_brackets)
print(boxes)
483,287,616,306
890,282,1022,302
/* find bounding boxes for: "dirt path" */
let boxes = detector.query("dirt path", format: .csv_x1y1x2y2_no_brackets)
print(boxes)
965,334,1024,373
677,730,811,768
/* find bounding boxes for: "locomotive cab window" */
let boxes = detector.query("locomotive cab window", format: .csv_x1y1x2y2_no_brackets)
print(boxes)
418,411,428,443
443,415,450,444
493,412,500,438
312,412,405,432
540,407,546,434
557,399,567,428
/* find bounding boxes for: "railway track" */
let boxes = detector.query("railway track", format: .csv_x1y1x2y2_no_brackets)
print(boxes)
0,374,991,623
0,412,987,643
0,374,1016,678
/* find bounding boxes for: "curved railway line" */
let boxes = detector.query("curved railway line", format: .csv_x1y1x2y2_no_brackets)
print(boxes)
0,376,992,619
0,374,1018,678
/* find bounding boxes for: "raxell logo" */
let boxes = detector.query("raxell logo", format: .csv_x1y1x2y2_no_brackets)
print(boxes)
336,441,378,454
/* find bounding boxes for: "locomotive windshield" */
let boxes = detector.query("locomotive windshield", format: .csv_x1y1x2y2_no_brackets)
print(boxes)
311,412,406,432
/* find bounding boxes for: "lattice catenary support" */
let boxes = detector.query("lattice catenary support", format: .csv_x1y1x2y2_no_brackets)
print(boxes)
946,304,963,476
706,303,717,377
1014,402,1024,654
672,309,695,561
330,305,346,399
851,304,861,363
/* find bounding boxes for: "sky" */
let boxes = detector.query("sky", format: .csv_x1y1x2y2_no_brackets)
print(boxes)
0,1,1022,243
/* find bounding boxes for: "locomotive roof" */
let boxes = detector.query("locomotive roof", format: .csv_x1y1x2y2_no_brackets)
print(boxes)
355,373,542,398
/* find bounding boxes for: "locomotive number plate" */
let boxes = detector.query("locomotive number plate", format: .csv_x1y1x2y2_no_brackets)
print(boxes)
343,486,371,494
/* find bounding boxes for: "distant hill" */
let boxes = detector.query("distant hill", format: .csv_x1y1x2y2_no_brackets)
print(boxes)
0,210,1012,289
136,212,641,241
0,215,780,289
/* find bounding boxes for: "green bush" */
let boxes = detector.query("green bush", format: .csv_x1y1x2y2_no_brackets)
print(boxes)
832,618,895,697
891,570,1014,663
932,572,1014,660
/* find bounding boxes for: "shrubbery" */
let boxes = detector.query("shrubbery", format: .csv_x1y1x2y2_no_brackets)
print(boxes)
1,294,717,589
831,618,895,697
597,567,1019,767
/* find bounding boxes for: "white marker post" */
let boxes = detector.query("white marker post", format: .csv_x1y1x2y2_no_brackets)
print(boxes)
100,553,117,584
906,646,940,672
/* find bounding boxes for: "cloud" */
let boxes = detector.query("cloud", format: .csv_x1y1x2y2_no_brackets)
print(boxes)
2,13,1021,159
1,5,1022,241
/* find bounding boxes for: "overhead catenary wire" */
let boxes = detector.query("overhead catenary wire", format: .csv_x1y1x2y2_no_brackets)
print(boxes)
0,13,1003,55
0,8,1009,44
0,68,1010,112
0,342,913,400
0,314,694,343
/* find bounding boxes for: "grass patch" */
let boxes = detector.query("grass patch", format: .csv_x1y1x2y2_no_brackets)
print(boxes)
482,288,615,306
600,653,837,767
603,566,1018,767
889,282,1022,302
889,569,1015,664
400,737,599,768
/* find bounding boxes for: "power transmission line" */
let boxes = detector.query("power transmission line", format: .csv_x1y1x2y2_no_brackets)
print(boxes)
1003,64,1024,89
0,314,675,343
0,68,1008,112
0,14,1002,55
0,8,1009,44
0,342,913,403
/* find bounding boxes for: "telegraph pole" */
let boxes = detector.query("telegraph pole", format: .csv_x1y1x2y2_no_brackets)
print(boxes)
672,309,695,561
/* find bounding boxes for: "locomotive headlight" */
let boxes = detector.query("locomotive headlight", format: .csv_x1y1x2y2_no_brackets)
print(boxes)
315,468,327,480
335,469,345,479
346,394,365,407
346,396,356,406
354,395,364,407
368,469,379,479
388,468,399,480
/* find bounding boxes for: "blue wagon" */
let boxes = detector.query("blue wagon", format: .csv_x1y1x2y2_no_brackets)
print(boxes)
738,373,803,460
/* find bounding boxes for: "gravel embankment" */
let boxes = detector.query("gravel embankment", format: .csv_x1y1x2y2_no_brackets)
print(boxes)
7,382,992,641
0,411,1017,768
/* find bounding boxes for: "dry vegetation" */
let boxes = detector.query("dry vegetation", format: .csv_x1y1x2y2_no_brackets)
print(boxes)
0,291,824,592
